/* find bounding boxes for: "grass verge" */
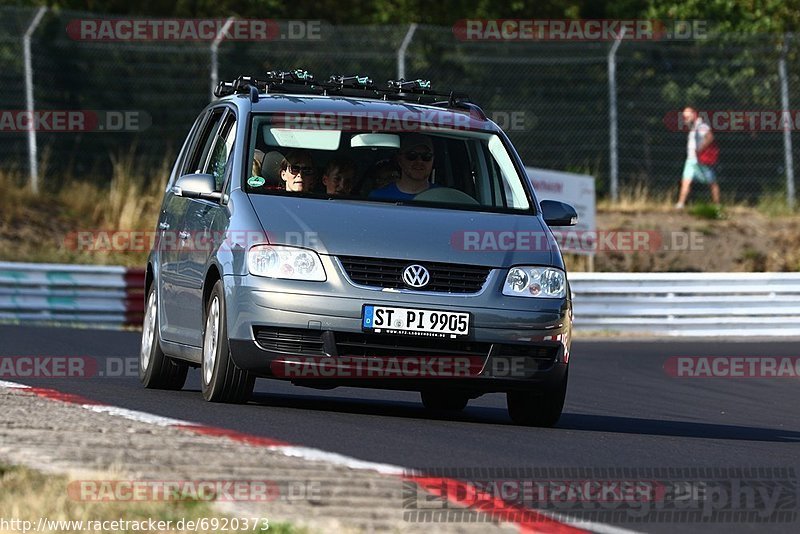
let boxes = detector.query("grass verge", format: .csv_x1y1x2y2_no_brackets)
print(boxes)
0,464,303,534
0,162,163,267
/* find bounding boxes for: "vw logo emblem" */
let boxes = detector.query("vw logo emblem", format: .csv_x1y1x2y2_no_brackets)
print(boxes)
402,264,430,288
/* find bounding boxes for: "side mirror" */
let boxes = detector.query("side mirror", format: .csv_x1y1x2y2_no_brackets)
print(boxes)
172,173,221,201
540,199,578,226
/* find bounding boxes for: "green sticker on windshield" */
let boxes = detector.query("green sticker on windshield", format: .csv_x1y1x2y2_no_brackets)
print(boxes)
248,176,266,187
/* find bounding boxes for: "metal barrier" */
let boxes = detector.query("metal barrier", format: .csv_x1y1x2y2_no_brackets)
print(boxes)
1,262,799,336
569,272,800,336
0,262,144,326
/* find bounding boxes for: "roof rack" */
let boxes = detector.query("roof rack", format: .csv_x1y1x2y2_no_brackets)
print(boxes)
213,69,481,115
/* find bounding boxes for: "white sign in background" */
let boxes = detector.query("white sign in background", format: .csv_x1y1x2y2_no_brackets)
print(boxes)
525,167,597,255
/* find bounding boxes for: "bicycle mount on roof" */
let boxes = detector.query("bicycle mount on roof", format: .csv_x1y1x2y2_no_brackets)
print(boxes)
212,69,485,118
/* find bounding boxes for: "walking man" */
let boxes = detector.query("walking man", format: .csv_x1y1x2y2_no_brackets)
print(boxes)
675,106,720,209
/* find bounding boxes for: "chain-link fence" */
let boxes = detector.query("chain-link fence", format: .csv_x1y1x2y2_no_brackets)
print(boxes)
1,7,799,206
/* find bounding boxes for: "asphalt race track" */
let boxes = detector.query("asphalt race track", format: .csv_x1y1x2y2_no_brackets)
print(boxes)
1,325,799,533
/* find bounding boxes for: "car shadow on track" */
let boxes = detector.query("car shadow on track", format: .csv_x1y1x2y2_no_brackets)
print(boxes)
247,390,517,425
246,391,800,441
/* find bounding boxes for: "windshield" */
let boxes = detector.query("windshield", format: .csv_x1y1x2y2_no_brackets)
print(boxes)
244,113,533,213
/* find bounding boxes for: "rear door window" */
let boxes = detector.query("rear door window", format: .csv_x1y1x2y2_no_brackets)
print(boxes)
183,108,225,176
205,112,237,191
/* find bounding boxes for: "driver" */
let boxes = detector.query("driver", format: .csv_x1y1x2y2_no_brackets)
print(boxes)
368,133,438,200
280,149,316,192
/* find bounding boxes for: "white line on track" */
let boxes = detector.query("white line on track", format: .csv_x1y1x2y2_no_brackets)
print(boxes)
0,379,644,534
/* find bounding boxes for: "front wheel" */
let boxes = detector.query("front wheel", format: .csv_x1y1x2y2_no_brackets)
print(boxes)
201,280,255,403
139,285,188,390
506,370,568,427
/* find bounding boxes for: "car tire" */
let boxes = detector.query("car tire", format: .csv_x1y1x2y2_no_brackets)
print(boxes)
139,285,188,390
201,280,255,403
506,370,568,427
421,390,469,411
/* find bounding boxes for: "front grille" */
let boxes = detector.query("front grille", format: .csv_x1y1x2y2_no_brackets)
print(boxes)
337,256,491,293
335,332,490,358
253,327,324,355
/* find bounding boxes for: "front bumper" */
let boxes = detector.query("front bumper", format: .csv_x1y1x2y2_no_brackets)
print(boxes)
224,272,572,393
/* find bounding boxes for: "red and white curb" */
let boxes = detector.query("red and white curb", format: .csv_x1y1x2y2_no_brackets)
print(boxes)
0,380,638,534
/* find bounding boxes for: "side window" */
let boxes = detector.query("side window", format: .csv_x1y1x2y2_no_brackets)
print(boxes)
168,113,205,189
206,113,237,192
475,142,507,208
183,108,225,176
468,141,496,207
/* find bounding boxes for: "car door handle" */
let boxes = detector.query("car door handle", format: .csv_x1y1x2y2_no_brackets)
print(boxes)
179,231,190,240
159,222,170,230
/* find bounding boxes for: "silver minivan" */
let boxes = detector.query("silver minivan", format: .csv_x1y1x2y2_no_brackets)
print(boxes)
140,73,577,426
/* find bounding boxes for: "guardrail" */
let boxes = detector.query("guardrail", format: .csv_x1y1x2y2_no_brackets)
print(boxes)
0,262,798,336
569,272,800,336
0,262,144,326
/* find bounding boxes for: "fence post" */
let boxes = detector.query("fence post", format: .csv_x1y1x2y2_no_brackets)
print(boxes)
210,17,236,100
23,6,47,193
779,33,796,209
397,23,418,80
607,29,625,202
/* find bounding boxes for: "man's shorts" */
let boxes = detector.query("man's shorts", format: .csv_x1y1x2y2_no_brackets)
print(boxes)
682,160,716,184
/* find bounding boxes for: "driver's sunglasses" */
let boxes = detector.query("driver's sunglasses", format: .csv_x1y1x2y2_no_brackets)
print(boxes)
286,164,315,175
403,150,433,162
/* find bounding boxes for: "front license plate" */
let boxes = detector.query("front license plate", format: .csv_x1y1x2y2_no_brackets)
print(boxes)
362,305,470,339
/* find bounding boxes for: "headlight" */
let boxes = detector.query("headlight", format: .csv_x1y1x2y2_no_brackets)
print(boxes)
502,266,566,298
248,245,326,281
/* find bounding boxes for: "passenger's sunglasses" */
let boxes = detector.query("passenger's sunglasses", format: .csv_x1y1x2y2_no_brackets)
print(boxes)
286,164,315,175
403,150,433,162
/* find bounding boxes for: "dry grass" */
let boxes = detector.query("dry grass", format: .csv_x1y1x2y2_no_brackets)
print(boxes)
562,254,595,273
597,183,677,212
0,464,302,534
0,170,38,220
56,152,166,232
0,153,166,267
756,189,798,218
598,183,799,218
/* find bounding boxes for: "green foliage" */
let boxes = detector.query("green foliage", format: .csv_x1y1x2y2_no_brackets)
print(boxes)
6,0,798,34
5,0,645,24
688,202,724,219
645,0,800,34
